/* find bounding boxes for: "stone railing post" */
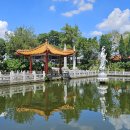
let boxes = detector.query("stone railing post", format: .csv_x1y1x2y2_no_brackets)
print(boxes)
43,71,45,80
10,71,14,83
16,70,19,75
32,71,36,81
95,70,96,75
107,69,109,75
0,71,2,80
22,71,26,82
123,70,124,76
115,70,116,75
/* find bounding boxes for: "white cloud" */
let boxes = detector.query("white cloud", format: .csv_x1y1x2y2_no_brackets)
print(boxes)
0,20,11,39
49,5,56,11
87,0,95,3
90,31,102,37
52,0,69,1
73,0,85,6
72,0,96,6
97,8,130,33
52,0,96,17
62,3,93,17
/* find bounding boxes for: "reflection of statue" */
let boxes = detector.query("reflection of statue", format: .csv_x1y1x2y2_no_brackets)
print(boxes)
99,46,107,71
97,85,108,121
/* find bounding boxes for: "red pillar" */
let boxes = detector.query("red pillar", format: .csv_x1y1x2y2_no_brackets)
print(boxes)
59,56,62,74
44,51,48,74
29,56,32,73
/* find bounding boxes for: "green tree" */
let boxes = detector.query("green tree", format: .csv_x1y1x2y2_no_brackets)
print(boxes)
126,35,130,57
37,33,49,44
48,30,61,47
0,38,6,61
4,59,22,71
37,30,62,47
99,34,112,58
61,24,81,48
77,37,99,69
119,35,126,58
5,27,37,58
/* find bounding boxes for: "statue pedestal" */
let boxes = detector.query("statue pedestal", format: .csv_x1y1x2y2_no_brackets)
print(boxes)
97,71,108,84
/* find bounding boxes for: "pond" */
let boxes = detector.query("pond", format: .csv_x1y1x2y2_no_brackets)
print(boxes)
0,77,130,130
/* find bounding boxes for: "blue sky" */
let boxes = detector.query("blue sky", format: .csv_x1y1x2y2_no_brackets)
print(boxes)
0,0,130,38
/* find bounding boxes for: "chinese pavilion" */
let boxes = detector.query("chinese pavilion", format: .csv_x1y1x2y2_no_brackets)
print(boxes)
16,40,75,74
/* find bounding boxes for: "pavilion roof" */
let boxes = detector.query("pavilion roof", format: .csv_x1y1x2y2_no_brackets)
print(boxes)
16,41,75,56
110,55,121,61
17,104,74,120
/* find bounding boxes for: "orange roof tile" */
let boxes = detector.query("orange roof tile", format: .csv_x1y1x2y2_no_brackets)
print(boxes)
16,41,75,56
111,55,121,61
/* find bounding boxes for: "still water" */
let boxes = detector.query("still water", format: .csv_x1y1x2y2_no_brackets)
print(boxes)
0,77,130,130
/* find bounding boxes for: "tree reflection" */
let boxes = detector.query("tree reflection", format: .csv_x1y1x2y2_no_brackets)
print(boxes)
0,79,130,123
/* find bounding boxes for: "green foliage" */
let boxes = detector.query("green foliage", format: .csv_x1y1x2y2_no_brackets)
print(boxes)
37,30,62,47
0,38,6,61
108,61,130,71
1,24,130,71
48,30,62,46
126,36,130,56
32,62,43,71
99,34,112,58
119,35,126,58
125,61,130,71
6,27,37,58
4,59,22,71
77,37,99,69
37,33,49,44
61,24,81,48
21,61,30,71
109,62,123,71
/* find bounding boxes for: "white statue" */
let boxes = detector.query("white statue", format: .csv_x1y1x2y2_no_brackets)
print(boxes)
99,46,107,71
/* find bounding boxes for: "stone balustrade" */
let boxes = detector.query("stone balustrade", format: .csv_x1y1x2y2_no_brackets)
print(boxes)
107,71,130,76
66,70,98,79
1,70,130,85
0,71,45,85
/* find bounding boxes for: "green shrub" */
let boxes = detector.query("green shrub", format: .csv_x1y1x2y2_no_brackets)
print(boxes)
4,59,22,71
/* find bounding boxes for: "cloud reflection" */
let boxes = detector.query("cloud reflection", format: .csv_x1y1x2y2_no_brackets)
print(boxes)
69,120,93,130
109,115,130,130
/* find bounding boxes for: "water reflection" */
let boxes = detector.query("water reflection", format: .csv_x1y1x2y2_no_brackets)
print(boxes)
0,77,130,130
97,84,108,121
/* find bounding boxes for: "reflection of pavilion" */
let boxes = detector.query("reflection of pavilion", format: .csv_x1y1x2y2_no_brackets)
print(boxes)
17,104,74,121
15,82,76,120
0,78,100,121
97,85,108,121
0,82,77,120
